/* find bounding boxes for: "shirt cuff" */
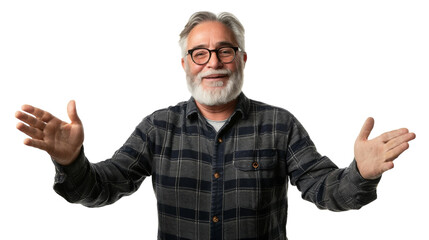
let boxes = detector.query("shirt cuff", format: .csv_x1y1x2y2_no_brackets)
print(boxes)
53,147,88,184
341,159,381,208
349,159,381,188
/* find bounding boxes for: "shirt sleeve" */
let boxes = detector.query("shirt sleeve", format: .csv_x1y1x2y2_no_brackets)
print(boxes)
286,116,381,211
52,117,154,207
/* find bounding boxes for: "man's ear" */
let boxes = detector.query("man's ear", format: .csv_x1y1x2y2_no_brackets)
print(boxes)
243,52,248,65
181,58,185,70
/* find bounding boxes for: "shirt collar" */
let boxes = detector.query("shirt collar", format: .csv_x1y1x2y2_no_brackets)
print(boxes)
186,92,250,120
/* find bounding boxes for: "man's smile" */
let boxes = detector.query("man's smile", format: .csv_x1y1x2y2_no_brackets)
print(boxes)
203,74,229,79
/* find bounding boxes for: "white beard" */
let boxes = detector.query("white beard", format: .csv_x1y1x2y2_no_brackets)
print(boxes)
185,59,244,106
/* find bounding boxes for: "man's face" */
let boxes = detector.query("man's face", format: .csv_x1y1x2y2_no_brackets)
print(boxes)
182,21,247,106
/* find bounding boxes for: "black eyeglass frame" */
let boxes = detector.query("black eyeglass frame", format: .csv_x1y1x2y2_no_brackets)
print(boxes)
187,46,240,65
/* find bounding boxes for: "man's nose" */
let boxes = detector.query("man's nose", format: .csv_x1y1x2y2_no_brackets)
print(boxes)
206,52,223,69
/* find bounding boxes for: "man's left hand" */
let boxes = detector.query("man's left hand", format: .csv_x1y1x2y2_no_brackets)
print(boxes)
354,117,416,180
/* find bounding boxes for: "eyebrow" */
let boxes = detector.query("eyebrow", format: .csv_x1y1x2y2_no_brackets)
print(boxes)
190,41,235,50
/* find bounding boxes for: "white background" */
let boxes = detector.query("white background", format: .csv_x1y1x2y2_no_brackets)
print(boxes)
1,1,428,239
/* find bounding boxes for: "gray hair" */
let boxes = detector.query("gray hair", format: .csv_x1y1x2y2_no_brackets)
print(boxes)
179,11,245,57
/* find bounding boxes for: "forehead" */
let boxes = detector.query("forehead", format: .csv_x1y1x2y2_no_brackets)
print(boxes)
187,21,237,49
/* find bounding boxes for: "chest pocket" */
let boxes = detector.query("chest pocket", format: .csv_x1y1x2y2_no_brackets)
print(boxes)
233,149,278,171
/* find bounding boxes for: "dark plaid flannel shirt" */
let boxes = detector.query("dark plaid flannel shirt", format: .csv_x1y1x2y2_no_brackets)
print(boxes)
53,93,380,240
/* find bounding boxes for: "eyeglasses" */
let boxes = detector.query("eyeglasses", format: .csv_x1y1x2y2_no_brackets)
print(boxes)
187,47,240,65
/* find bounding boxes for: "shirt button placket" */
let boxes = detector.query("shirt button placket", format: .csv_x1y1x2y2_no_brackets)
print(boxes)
212,133,224,238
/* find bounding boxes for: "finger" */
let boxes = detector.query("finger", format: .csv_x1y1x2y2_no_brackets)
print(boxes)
15,111,46,130
380,128,411,143
357,117,374,141
385,142,410,162
385,132,416,151
16,122,44,140
67,100,82,124
382,161,394,172
23,138,48,151
21,104,55,123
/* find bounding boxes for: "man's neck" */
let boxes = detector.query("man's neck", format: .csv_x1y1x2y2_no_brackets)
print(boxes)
195,99,238,121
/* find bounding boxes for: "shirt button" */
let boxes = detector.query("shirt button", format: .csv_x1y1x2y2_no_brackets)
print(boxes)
212,216,219,223
218,137,223,143
214,172,220,179
252,161,259,169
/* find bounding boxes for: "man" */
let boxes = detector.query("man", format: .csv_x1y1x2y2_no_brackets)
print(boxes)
15,11,415,240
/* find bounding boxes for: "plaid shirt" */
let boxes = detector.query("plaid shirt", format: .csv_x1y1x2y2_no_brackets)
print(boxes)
53,93,380,240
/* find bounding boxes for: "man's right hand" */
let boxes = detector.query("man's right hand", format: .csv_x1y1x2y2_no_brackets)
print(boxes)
15,100,84,166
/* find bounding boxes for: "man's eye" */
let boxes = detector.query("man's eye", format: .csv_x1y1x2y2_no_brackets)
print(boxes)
193,51,208,58
219,49,233,55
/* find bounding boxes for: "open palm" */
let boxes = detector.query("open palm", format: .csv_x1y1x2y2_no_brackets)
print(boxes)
16,101,84,166
354,117,416,179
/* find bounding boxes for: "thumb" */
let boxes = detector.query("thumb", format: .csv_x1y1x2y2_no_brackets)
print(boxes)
67,100,81,124
357,117,374,141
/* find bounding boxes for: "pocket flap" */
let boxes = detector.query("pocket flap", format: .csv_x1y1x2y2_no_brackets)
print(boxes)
233,149,278,171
